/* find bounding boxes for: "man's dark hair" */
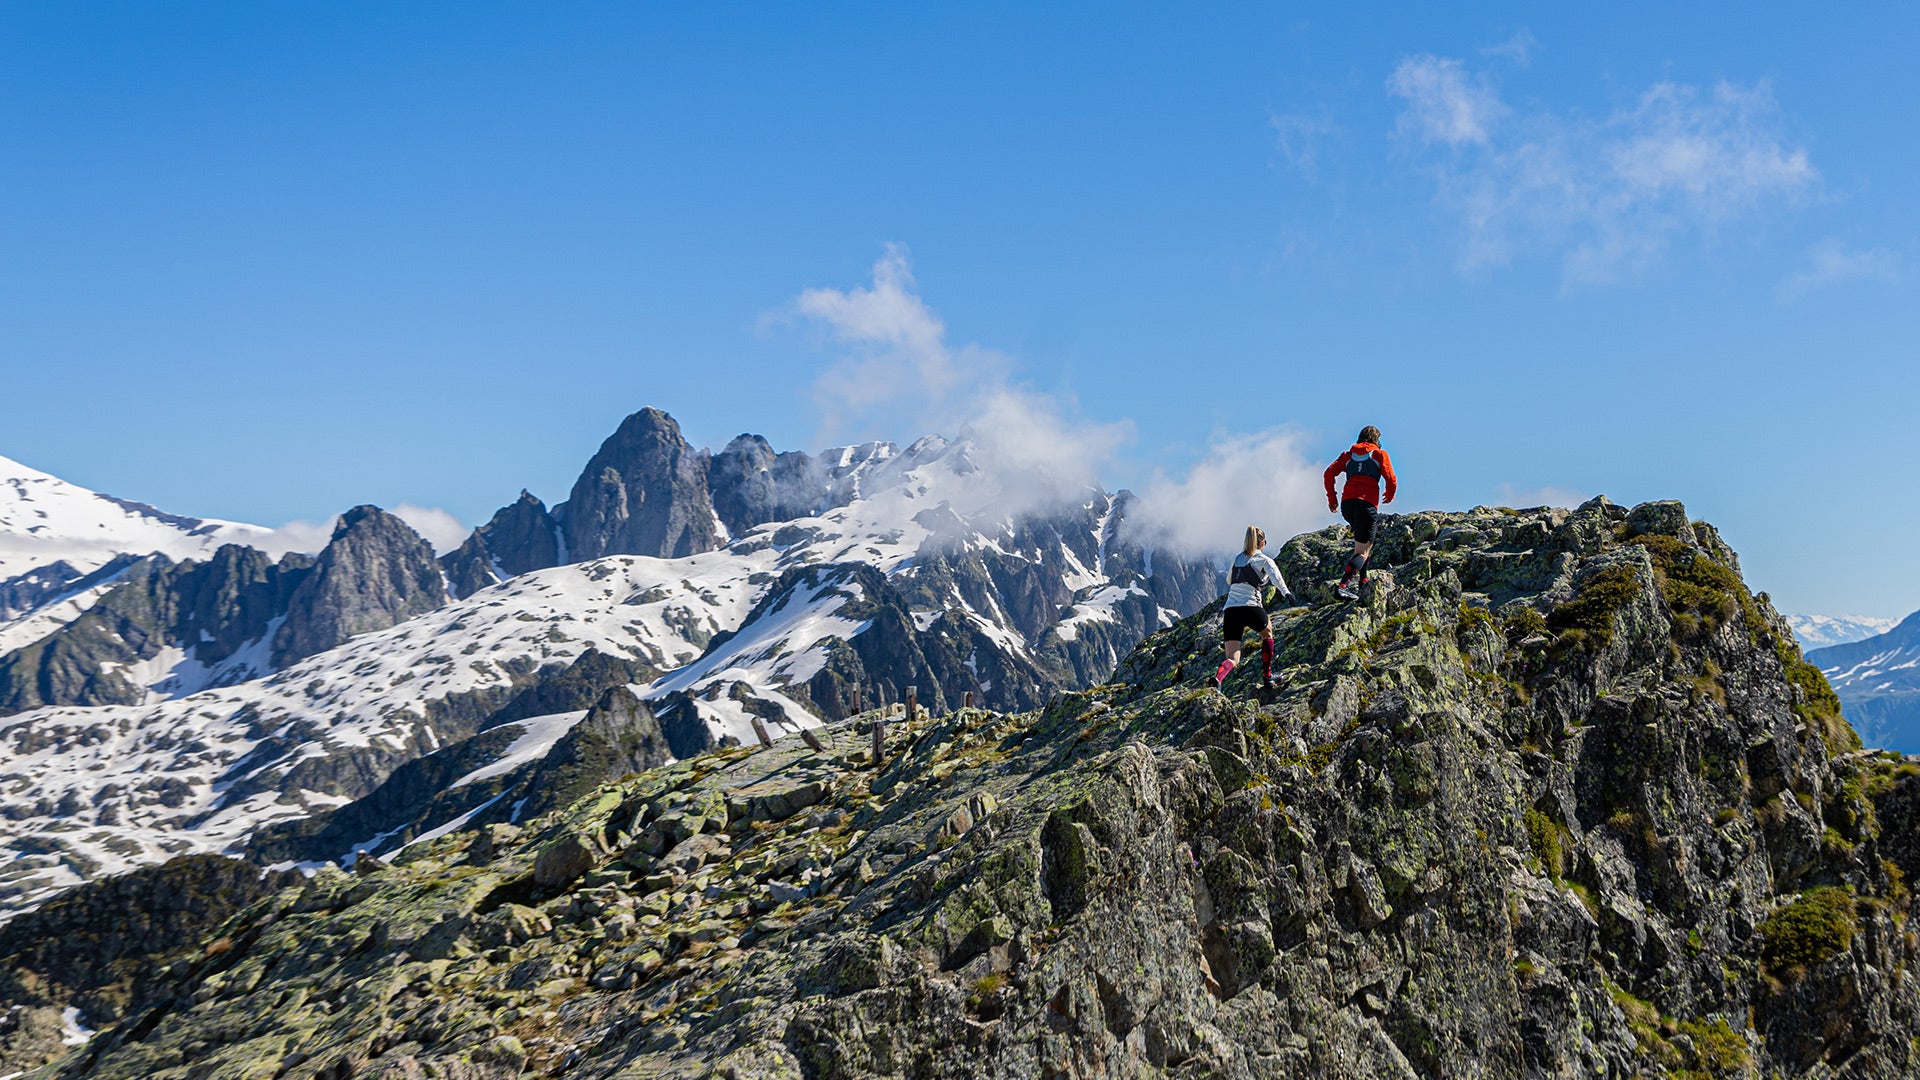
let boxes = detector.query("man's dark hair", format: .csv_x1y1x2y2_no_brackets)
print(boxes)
1358,425,1382,445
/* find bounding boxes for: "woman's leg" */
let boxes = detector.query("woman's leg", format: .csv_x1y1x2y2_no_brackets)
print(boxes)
1216,638,1243,686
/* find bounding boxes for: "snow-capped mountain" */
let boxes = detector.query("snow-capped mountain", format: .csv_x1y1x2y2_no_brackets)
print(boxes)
1786,612,1901,650
0,454,274,614
1808,610,1920,753
0,409,1218,917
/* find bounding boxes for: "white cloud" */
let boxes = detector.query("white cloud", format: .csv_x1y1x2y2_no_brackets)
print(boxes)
253,505,468,559
1389,57,1819,282
1124,429,1332,560
391,504,469,555
1480,29,1540,68
1778,239,1899,298
1493,483,1589,510
252,517,340,559
1388,55,1507,147
790,245,1132,506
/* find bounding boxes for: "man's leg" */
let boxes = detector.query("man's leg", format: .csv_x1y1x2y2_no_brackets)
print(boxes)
1341,542,1371,588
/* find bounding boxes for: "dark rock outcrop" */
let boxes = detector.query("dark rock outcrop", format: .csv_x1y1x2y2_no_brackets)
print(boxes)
441,491,563,597
272,506,449,667
0,559,101,622
508,686,673,824
707,434,826,536
557,408,722,560
0,854,296,1076
0,546,313,714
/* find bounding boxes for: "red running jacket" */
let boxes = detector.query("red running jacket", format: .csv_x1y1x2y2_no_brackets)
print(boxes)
1324,443,1397,507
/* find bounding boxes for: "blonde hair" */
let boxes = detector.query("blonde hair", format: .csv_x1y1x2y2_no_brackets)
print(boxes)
1243,525,1266,556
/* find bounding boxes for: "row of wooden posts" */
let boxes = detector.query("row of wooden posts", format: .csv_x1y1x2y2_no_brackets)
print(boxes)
743,686,976,769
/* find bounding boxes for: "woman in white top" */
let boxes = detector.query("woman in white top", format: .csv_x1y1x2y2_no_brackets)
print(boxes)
1216,525,1290,690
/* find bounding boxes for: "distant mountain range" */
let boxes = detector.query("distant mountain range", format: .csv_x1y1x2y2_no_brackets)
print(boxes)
1785,612,1900,650
0,408,1217,918
1809,610,1920,752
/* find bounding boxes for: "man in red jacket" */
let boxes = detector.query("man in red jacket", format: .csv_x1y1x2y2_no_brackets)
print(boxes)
1324,425,1396,600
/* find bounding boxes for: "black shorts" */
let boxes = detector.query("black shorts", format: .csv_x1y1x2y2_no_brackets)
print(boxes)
1341,498,1379,543
1222,605,1270,643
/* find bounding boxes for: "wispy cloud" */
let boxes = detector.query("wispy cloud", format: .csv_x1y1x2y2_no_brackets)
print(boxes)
1778,239,1899,298
1388,56,1819,283
1388,55,1505,147
391,505,469,555
1125,429,1332,560
788,244,1132,502
1480,29,1540,68
1270,109,1339,181
256,504,468,558
252,518,340,559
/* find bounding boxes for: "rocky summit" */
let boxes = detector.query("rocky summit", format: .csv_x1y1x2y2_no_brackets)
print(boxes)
10,496,1916,1079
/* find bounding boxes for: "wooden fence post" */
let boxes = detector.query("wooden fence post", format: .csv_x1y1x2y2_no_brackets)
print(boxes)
799,726,825,753
963,690,974,710
749,715,773,748
905,685,917,726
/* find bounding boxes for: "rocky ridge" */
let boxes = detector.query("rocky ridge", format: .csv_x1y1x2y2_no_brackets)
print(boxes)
17,497,1916,1079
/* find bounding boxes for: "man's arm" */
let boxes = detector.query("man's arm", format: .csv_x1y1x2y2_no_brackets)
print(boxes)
1323,455,1346,510
1379,449,1397,504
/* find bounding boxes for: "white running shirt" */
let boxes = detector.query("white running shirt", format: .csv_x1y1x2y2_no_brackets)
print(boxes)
1223,552,1285,609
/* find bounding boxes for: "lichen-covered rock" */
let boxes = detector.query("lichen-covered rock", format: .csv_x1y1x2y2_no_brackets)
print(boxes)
34,502,1920,1080
531,831,599,888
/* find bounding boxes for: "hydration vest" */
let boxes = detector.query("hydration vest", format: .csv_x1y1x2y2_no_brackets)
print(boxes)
1346,450,1383,480
1230,561,1268,588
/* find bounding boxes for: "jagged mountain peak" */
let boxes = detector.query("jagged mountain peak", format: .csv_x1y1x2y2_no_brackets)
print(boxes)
557,407,722,562
271,505,448,668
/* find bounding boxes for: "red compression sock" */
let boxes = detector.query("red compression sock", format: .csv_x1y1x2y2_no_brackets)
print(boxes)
1215,659,1235,686
1261,640,1274,680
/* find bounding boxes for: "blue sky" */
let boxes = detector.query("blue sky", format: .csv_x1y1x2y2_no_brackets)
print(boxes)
2,3,1915,617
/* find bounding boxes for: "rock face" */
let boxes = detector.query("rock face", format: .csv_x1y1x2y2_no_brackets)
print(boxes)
442,491,563,598
272,506,449,667
509,686,674,824
0,559,95,622
1809,611,1920,752
34,498,1920,1080
0,546,312,713
708,434,826,536
558,408,723,560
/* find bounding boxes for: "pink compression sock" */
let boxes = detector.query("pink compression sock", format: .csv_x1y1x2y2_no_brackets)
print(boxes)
1215,659,1235,686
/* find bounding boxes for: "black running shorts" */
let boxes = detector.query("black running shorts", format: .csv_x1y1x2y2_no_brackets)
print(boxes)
1222,605,1270,643
1341,498,1379,543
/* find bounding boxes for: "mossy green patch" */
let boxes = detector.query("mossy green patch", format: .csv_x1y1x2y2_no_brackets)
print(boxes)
1524,807,1567,881
1759,886,1857,973
1547,565,1641,649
